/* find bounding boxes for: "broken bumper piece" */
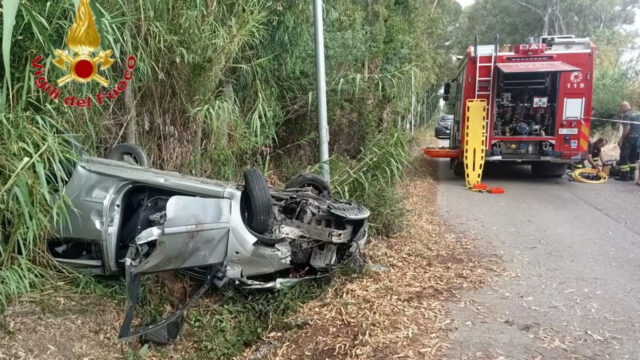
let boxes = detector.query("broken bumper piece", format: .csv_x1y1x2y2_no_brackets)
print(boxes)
119,266,219,344
239,275,328,289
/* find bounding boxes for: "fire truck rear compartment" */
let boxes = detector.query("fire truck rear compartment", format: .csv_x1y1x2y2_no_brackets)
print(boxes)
493,70,559,138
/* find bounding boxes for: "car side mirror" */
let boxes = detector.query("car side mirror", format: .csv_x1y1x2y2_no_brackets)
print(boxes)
442,82,451,102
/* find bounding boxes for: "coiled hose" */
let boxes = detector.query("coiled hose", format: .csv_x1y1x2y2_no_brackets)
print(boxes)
572,168,608,184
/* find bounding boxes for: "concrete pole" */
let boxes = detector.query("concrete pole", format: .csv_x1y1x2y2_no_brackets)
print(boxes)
313,0,330,181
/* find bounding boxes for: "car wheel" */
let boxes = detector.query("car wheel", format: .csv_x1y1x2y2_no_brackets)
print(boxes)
106,143,150,167
243,168,274,234
531,163,566,177
285,173,331,198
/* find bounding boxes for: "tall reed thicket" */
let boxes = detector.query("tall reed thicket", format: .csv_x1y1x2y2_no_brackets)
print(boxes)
1,0,462,289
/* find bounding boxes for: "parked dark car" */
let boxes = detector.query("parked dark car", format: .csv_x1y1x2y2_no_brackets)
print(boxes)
435,115,453,139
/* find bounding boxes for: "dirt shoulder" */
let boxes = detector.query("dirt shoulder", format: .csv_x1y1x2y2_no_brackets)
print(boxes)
0,294,124,360
242,152,494,359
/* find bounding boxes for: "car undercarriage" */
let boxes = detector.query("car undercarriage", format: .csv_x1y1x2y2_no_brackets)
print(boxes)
47,150,369,343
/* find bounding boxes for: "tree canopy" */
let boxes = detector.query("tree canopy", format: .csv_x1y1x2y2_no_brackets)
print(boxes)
458,0,639,45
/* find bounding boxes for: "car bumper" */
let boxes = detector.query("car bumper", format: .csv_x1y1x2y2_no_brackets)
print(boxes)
435,127,450,137
484,155,572,163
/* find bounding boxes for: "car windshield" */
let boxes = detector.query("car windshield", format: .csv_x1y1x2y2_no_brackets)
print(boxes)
439,115,453,124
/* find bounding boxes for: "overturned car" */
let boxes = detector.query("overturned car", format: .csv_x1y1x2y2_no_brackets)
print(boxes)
48,145,369,343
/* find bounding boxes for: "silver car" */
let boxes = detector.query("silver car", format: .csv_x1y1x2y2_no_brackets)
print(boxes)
48,145,369,343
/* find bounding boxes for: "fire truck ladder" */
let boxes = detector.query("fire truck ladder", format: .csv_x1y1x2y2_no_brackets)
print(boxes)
473,35,499,119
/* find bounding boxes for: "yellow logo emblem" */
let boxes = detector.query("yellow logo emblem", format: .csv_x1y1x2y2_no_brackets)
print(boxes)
52,0,114,86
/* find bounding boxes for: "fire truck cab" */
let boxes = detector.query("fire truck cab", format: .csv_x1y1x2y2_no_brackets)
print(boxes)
444,35,595,177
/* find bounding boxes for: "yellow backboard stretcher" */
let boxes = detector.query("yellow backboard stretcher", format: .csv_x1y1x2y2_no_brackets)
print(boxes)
464,99,487,189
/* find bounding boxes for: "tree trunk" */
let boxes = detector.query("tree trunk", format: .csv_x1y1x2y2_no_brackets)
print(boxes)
221,83,233,147
542,0,551,36
194,114,203,175
125,35,136,144
364,59,368,81
125,77,136,144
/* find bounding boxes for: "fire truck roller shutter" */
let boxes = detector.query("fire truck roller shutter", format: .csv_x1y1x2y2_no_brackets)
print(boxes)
492,61,582,140
496,62,580,73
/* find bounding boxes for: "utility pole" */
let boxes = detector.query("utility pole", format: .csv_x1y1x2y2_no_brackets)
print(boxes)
313,0,330,181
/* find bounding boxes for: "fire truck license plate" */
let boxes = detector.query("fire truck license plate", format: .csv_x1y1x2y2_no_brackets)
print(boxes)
558,128,578,135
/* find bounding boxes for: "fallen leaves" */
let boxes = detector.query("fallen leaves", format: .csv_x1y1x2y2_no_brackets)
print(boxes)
242,154,491,359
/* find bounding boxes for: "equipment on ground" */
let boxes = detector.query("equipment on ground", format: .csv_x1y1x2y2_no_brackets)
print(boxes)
572,168,608,184
602,160,620,177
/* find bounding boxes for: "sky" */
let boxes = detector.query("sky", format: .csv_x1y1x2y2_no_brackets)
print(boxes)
456,0,474,7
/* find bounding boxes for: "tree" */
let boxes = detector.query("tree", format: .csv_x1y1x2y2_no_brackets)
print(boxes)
458,0,639,45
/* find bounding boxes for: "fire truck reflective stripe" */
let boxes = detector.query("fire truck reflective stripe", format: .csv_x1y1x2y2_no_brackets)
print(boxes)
579,138,588,151
464,99,487,190
581,124,589,136
579,124,590,151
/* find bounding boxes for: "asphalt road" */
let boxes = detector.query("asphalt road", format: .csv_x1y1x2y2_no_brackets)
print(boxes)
434,140,640,359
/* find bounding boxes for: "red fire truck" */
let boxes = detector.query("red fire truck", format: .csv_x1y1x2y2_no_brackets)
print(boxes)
441,35,595,177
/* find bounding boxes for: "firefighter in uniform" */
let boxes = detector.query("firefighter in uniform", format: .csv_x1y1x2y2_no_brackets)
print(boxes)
587,138,607,170
616,101,640,181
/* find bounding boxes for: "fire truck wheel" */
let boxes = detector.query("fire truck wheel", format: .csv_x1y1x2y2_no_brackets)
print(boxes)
531,163,567,178
451,159,465,177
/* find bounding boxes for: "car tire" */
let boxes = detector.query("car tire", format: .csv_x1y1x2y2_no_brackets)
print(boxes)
531,163,566,177
106,143,150,167
243,168,274,234
285,173,331,198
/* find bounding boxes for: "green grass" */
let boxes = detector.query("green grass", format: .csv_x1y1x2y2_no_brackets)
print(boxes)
0,259,46,310
0,112,77,310
324,129,411,237
72,274,126,300
186,281,327,359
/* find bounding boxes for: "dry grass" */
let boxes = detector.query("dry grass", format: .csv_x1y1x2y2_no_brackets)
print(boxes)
0,139,493,360
241,153,492,360
0,293,124,360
